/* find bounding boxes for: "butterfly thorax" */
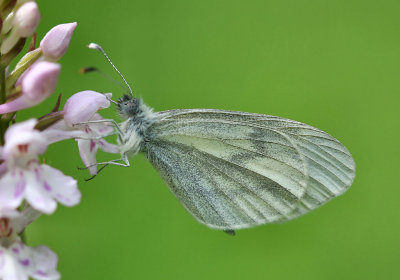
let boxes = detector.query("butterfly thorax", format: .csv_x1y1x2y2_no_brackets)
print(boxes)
117,95,156,156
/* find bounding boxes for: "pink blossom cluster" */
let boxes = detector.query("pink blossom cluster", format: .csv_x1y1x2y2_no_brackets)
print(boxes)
0,1,118,279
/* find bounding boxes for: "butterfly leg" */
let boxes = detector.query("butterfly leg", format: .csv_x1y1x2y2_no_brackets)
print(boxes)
78,153,130,169
75,131,119,140
80,154,130,181
72,119,124,136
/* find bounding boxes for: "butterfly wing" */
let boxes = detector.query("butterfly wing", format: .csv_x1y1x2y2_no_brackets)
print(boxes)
143,109,355,230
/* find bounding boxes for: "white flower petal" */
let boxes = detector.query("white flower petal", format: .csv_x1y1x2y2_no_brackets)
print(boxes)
0,209,20,219
24,171,57,215
40,165,80,207
89,113,114,134
42,119,87,144
0,172,25,211
29,246,60,280
0,246,28,280
42,127,86,144
0,242,61,280
77,139,98,175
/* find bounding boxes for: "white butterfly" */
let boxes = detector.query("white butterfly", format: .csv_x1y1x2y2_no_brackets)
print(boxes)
87,43,356,232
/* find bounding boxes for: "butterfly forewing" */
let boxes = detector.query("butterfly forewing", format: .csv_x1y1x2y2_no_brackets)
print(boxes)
144,109,355,230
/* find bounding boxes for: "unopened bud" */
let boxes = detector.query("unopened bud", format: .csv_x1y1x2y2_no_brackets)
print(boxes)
0,61,60,114
40,22,77,61
13,1,40,37
0,2,40,54
22,61,60,101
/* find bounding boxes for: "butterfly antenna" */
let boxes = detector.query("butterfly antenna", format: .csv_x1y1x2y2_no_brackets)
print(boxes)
87,43,134,97
81,66,128,94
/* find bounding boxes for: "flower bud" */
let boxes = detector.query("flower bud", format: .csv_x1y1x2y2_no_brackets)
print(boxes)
63,90,111,127
40,22,77,61
22,61,60,101
0,62,60,114
13,1,40,37
0,2,40,54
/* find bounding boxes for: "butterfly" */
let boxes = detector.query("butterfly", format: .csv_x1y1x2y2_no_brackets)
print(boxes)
87,43,355,233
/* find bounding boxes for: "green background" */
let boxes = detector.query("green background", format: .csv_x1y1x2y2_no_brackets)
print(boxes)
20,0,399,279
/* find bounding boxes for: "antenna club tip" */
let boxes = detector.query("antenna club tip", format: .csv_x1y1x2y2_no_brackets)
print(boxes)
87,43,101,50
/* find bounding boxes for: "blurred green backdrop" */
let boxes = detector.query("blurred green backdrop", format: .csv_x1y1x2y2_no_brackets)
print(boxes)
19,0,400,279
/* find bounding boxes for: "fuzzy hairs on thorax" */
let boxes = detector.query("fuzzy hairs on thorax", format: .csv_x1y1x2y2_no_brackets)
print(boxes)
117,94,157,156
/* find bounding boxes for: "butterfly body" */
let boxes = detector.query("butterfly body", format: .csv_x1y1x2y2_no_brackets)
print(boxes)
117,95,156,157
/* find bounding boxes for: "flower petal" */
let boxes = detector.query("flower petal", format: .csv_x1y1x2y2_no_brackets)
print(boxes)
0,172,25,211
89,113,114,134
40,165,80,207
29,246,60,280
5,242,60,280
1,243,28,280
0,256,28,280
42,120,86,144
63,91,111,127
24,170,57,215
77,139,98,175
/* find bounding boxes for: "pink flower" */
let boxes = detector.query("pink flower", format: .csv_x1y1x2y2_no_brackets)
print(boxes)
0,2,40,54
40,23,77,61
0,201,59,280
0,62,60,114
0,243,60,280
44,91,119,175
0,119,81,214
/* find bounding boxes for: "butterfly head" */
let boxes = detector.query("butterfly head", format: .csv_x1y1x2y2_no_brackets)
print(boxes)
117,94,140,119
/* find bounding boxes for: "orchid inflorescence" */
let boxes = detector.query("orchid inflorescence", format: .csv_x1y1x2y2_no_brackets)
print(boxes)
0,1,118,279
